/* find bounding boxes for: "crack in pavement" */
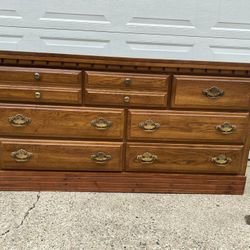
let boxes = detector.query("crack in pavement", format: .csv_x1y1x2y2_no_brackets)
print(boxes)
0,192,41,237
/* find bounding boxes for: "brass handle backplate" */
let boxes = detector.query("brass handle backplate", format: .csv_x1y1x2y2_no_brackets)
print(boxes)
216,122,236,134
137,152,158,164
202,86,224,99
91,152,112,164
139,119,160,132
211,154,232,166
11,149,33,162
34,72,41,81
8,114,32,128
91,118,112,130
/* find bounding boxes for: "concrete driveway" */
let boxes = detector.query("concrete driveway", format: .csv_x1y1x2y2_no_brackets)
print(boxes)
1,168,249,250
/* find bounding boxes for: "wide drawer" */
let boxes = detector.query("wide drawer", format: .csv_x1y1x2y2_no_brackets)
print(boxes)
0,85,82,104
85,71,170,91
126,143,244,174
85,89,167,107
0,139,123,171
0,105,124,139
128,110,249,143
171,75,250,110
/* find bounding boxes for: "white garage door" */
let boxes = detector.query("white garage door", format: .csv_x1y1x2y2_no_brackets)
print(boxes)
0,0,250,62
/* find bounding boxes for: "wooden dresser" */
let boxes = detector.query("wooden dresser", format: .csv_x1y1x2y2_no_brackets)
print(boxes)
0,51,249,194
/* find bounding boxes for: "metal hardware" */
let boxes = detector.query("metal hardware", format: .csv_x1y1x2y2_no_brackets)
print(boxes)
211,154,232,166
91,118,112,130
139,119,160,132
202,86,224,99
34,91,41,99
216,122,236,134
137,152,158,164
124,78,132,86
11,149,33,162
91,152,112,164
34,72,41,81
124,96,130,103
8,114,32,128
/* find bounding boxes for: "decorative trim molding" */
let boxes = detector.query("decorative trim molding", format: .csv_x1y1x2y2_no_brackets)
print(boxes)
0,50,250,77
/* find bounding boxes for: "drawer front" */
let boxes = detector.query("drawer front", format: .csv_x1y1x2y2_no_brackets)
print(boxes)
85,71,170,91
0,85,82,104
0,105,124,139
172,75,250,110
85,89,167,107
126,143,244,174
0,66,82,86
128,110,249,143
0,139,123,171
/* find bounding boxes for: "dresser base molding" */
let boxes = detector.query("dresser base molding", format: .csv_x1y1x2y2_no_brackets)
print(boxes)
0,171,246,195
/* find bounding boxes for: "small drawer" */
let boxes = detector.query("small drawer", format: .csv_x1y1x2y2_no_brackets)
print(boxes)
0,104,124,139
85,71,170,91
128,109,249,143
0,139,123,171
0,66,82,86
0,85,82,105
126,143,244,174
171,75,250,110
85,89,167,107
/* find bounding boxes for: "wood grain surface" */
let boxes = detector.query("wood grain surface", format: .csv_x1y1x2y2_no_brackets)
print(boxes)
0,104,125,139
172,75,250,110
128,109,249,143
0,170,246,194
0,85,82,105
0,139,123,171
85,71,170,91
126,143,244,174
85,89,167,107
0,66,82,86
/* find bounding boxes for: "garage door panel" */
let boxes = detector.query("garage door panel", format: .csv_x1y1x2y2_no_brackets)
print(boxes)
1,26,250,63
1,0,250,40
0,0,250,62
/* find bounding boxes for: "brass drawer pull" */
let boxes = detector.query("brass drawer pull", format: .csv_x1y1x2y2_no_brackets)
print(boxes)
139,119,160,132
137,152,158,164
91,118,112,130
216,122,236,134
124,96,130,103
202,86,224,99
8,114,32,128
34,91,41,99
211,154,232,166
11,149,33,162
124,78,132,86
34,72,41,81
91,152,112,164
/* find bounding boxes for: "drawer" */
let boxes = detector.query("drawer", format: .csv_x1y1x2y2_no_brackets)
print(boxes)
128,109,249,143
0,85,82,105
0,104,124,139
85,71,170,91
0,66,82,86
171,75,250,110
85,89,167,107
0,66,82,104
126,143,244,174
0,139,123,171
